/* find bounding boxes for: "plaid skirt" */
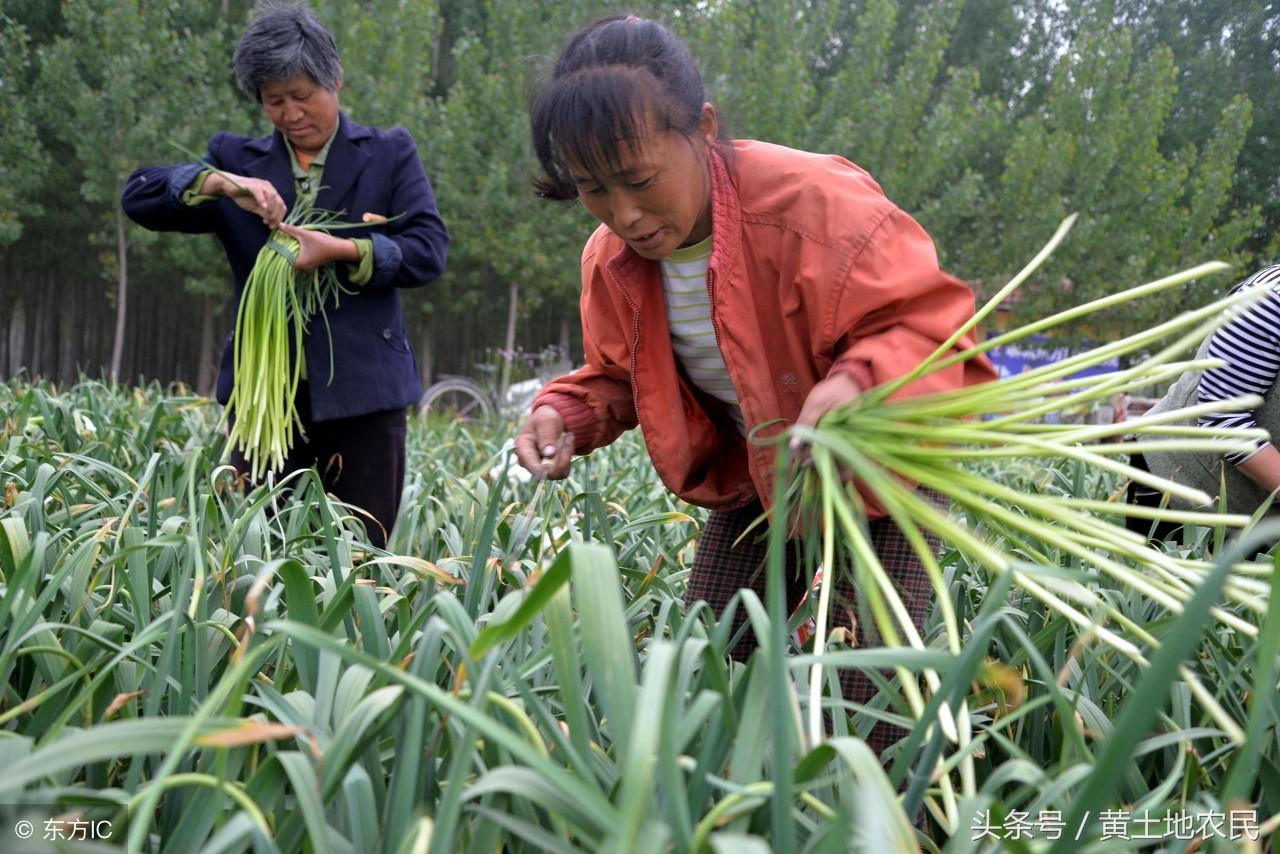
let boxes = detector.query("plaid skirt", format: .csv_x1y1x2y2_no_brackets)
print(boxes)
684,489,946,759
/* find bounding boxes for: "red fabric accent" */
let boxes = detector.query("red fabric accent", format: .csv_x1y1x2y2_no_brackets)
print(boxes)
532,391,600,455
829,358,874,391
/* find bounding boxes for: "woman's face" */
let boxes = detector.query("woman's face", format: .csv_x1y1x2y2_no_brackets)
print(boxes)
569,105,717,261
260,73,342,157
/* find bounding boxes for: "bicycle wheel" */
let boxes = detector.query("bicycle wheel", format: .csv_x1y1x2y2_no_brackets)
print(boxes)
418,378,494,424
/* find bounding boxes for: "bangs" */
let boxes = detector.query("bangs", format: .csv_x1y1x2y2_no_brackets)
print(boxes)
532,66,682,200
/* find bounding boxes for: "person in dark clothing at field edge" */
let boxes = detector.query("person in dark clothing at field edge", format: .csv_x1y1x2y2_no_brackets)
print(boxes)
121,0,448,549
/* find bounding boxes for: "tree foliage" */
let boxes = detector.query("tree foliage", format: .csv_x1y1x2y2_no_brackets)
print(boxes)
979,17,1258,336
0,16,49,245
0,0,1272,384
420,0,600,323
1118,0,1280,260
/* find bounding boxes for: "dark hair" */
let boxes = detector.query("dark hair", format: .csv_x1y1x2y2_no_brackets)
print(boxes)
233,1,343,102
530,15,722,200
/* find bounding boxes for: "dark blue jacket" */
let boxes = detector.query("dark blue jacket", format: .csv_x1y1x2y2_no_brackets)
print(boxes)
121,113,449,421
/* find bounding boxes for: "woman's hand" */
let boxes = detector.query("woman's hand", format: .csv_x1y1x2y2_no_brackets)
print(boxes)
515,405,575,479
791,371,862,452
278,224,359,272
202,172,286,229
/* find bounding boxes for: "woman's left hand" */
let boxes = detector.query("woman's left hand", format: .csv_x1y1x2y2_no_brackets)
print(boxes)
792,371,862,452
278,224,359,272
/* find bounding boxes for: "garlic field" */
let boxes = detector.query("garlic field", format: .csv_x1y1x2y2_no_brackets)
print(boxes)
0,379,1276,853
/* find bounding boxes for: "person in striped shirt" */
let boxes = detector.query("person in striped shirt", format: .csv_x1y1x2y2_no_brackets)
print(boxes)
1129,264,1280,540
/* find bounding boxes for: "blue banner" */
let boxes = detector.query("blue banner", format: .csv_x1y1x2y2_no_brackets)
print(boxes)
985,334,1119,380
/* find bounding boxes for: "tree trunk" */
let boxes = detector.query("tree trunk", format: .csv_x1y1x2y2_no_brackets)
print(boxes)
71,286,85,380
85,285,101,380
197,294,216,395
41,273,55,379
29,275,43,376
558,315,572,370
5,295,22,377
418,318,433,387
59,281,76,384
0,256,9,378
499,280,519,399
109,193,129,384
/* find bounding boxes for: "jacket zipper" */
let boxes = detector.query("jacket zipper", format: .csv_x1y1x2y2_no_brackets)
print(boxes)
706,267,722,353
628,313,641,420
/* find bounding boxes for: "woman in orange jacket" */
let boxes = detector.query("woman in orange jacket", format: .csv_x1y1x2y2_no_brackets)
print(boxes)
513,14,994,755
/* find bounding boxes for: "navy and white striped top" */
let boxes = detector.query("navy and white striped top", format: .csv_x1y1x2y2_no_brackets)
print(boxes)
1198,264,1280,462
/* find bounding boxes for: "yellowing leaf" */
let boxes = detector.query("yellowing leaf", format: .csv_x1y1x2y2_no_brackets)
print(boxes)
196,721,304,748
105,690,144,718
358,556,464,585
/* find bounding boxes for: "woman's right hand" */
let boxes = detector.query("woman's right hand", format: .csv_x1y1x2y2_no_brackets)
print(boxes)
203,172,286,229
515,405,575,479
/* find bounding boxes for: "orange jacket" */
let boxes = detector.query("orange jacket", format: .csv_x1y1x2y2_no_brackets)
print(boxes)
535,140,995,516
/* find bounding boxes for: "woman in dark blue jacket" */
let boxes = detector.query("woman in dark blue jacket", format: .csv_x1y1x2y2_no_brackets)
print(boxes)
122,1,449,549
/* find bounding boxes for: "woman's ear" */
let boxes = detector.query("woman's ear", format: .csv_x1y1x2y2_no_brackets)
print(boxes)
699,102,718,146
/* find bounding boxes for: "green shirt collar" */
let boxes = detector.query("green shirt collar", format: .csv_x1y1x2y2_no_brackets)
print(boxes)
286,127,338,178
665,234,713,264
285,126,337,209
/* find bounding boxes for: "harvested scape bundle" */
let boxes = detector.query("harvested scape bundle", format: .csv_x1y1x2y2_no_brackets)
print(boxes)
225,230,306,480
786,215,1276,828
224,205,382,480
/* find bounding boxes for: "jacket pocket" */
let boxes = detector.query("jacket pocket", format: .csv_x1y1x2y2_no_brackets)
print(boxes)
369,317,411,354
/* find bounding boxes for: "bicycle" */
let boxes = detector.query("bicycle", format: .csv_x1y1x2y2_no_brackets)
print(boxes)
418,372,498,423
417,347,571,425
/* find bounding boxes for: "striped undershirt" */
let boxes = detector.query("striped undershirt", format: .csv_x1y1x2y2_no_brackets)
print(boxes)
660,236,745,434
1198,264,1280,462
